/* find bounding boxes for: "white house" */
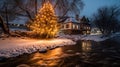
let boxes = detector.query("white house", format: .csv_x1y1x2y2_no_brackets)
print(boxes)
60,17,91,34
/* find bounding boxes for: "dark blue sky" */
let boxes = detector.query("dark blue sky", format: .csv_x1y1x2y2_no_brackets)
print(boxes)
81,0,120,17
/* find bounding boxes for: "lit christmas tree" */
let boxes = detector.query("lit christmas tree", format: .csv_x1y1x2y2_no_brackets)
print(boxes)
29,1,59,39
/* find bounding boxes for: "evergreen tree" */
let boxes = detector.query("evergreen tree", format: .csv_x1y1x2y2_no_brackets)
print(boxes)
29,1,59,38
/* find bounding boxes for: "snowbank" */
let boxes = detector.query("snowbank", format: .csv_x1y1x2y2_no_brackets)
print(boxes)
59,32,120,42
0,37,75,58
58,35,107,42
10,28,27,32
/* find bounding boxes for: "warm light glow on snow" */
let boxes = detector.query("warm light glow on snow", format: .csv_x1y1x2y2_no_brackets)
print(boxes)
0,37,75,58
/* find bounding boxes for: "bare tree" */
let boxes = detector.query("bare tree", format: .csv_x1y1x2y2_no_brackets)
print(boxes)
0,0,20,34
0,15,9,34
93,5,120,35
0,0,84,34
14,0,84,22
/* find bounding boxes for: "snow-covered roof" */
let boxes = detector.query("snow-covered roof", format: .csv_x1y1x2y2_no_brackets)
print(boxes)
64,17,79,23
9,16,28,24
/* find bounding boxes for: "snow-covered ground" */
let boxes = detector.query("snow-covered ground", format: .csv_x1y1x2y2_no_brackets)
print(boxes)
0,32,120,58
0,37,75,58
58,32,120,42
58,34,107,42
10,28,27,32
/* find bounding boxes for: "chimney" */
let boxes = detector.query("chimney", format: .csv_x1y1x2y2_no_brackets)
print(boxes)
75,14,79,21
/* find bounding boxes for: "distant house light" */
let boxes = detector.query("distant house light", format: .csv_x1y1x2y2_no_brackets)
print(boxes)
73,24,75,29
17,24,20,27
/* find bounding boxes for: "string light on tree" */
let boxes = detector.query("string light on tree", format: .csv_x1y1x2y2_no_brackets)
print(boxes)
29,1,59,39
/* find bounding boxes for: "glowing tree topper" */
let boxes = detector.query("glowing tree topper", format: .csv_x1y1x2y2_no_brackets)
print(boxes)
30,1,59,39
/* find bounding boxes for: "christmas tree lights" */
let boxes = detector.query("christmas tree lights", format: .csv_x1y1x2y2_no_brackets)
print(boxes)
29,1,59,39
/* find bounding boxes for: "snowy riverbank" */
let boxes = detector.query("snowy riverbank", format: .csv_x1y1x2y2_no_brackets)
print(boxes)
58,34,107,42
0,32,120,58
58,32,120,42
0,37,75,58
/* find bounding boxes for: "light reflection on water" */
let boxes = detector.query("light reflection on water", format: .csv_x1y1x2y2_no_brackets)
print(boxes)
29,40,92,66
82,40,92,52
30,48,63,66
1,40,120,67
2,40,113,67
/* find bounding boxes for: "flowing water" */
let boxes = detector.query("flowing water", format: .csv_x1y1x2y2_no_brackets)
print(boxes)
0,40,120,67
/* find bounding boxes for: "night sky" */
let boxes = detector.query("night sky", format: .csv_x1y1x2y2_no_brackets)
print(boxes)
81,0,120,17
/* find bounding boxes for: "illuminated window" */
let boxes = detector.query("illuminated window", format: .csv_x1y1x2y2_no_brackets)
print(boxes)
76,25,79,29
87,27,90,30
73,24,75,29
74,25,78,29
87,31,90,33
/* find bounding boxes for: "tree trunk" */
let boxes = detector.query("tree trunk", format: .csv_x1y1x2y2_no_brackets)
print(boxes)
5,5,10,34
0,15,10,34
35,0,37,15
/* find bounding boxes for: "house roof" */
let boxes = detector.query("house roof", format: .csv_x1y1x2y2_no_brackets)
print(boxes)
66,17,78,22
9,16,28,24
63,17,91,26
64,17,80,24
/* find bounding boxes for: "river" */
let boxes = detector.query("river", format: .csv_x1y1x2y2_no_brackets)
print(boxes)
0,39,120,67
